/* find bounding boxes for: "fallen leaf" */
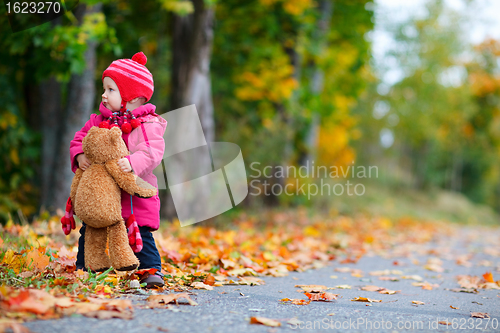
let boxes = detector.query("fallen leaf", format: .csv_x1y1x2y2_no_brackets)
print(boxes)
250,317,281,327
439,321,452,325
295,284,329,292
361,285,382,292
402,275,423,281
450,305,459,310
412,281,439,290
147,293,198,306
305,292,338,302
424,264,444,272
334,267,352,273
378,289,398,295
84,310,133,320
25,248,50,272
448,288,478,293
369,269,403,276
378,276,400,281
227,268,258,277
135,268,158,277
0,322,32,333
203,273,215,286
191,282,213,290
291,299,311,305
471,312,489,318
19,271,35,278
412,301,425,305
482,272,494,283
335,284,351,289
351,297,381,303
238,276,265,286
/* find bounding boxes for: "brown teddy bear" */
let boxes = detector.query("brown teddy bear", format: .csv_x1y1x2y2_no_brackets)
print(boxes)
69,126,157,272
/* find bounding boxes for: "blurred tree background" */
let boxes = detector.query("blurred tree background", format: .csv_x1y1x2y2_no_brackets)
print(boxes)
0,0,499,224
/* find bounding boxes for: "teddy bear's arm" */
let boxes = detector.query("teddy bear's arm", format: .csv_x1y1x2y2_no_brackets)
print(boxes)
105,159,157,198
70,168,84,204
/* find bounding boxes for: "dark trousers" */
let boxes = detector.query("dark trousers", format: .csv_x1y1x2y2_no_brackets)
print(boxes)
76,222,163,274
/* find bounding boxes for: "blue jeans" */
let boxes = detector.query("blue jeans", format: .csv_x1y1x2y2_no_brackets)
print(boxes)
76,222,163,274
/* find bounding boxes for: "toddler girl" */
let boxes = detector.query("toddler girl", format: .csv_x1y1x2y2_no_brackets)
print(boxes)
69,52,167,288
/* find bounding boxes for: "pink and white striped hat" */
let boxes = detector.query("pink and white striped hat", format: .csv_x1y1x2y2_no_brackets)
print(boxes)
102,52,154,102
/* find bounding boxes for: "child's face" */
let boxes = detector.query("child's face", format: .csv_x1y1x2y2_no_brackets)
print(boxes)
102,77,122,111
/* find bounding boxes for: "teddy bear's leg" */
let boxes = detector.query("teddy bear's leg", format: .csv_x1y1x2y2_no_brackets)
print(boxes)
108,221,139,271
84,225,111,272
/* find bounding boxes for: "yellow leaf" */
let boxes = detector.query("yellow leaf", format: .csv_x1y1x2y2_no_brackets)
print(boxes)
10,149,19,165
2,249,24,273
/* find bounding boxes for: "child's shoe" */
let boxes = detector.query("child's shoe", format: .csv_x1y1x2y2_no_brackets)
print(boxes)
140,272,165,288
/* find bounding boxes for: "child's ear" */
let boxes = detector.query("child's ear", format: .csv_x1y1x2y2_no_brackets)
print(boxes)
110,127,122,144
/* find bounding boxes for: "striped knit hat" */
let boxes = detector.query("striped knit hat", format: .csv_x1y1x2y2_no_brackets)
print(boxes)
102,52,154,102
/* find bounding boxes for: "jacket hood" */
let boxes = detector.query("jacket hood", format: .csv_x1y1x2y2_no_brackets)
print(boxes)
99,102,157,119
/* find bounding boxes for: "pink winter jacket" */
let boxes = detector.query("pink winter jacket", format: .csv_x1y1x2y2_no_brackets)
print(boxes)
70,102,167,230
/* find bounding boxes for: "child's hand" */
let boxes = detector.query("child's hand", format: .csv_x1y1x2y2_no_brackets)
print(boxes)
77,154,91,170
117,158,132,172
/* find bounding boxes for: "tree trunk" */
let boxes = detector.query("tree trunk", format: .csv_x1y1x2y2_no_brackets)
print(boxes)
302,0,333,168
39,77,62,209
450,152,463,192
161,0,215,219
170,0,215,142
46,3,102,212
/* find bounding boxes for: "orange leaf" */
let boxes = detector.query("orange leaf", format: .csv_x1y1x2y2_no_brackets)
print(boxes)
26,249,50,272
482,272,494,283
250,317,281,327
291,299,311,305
305,292,338,302
280,298,310,305
204,273,215,286
135,268,158,276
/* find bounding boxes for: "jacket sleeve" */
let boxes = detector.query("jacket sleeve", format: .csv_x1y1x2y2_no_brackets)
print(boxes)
69,114,99,173
127,118,167,178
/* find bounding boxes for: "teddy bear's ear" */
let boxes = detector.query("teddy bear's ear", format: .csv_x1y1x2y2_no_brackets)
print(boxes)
88,126,99,135
109,127,122,145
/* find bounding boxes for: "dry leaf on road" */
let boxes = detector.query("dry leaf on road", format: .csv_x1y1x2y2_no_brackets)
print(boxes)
250,317,281,327
191,282,213,290
361,285,383,292
471,312,489,318
295,284,329,292
147,293,198,306
280,298,311,305
351,297,382,303
305,292,338,302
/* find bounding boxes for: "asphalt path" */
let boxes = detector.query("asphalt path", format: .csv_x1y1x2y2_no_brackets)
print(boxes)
24,228,500,333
